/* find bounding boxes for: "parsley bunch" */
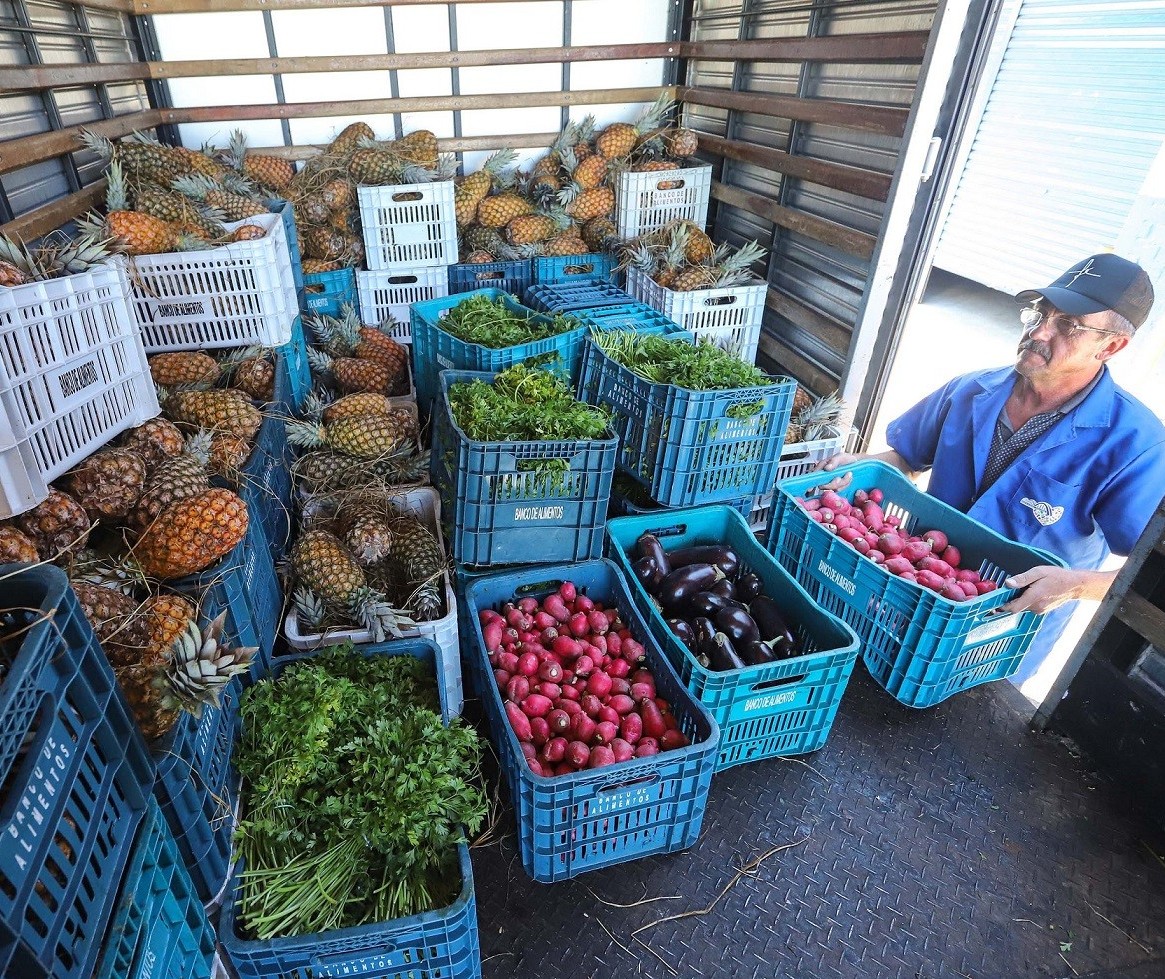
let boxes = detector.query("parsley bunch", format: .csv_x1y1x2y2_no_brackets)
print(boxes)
592,330,774,390
234,646,486,939
441,294,578,348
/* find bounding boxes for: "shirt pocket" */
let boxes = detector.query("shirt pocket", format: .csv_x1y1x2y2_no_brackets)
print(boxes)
1005,469,1089,555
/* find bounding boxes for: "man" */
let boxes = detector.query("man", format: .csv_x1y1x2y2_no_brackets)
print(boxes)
822,253,1165,688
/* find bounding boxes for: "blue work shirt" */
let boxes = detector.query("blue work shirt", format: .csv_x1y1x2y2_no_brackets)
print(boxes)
886,365,1165,682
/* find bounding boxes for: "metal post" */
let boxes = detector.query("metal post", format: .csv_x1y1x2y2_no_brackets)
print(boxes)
261,11,293,149
383,7,404,139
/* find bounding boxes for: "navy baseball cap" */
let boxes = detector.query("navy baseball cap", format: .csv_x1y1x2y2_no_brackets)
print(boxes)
1016,253,1155,329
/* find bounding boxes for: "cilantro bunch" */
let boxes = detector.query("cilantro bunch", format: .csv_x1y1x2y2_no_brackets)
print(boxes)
592,330,774,391
234,646,486,939
441,294,578,348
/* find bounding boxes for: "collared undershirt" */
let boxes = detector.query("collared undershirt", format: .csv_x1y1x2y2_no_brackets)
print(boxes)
977,369,1103,496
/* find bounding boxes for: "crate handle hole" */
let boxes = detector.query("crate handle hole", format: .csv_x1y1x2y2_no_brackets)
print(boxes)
476,271,504,282
641,522,688,540
656,178,687,190
752,672,808,692
515,578,569,596
564,263,594,275
391,191,423,202
598,771,661,794
305,284,323,294
387,275,419,285
702,295,738,307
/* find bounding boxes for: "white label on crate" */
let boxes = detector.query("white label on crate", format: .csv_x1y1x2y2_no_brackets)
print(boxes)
141,948,157,979
967,612,1020,646
155,300,206,318
54,358,100,401
7,732,71,869
742,688,806,714
513,505,565,521
817,559,856,597
436,354,453,369
591,784,656,814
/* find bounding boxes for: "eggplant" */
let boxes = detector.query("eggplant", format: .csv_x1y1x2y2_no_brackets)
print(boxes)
632,556,665,593
635,533,671,577
709,632,746,672
697,652,712,669
667,545,740,578
686,591,747,619
739,638,778,667
750,595,796,647
658,563,720,610
772,636,800,660
709,578,737,600
667,618,696,651
736,572,763,602
714,605,760,644
691,617,718,658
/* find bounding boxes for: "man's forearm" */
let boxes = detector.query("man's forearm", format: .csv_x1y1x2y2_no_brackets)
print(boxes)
1073,568,1119,602
871,449,914,477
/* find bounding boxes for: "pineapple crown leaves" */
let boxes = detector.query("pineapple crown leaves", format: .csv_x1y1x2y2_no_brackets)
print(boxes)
797,390,847,440
105,159,131,211
34,232,114,279
636,93,677,135
226,128,250,170
78,128,116,161
292,586,326,631
171,172,219,202
284,418,329,450
482,147,520,177
217,345,270,370
549,122,578,158
128,129,164,146
183,429,214,467
0,233,42,278
304,347,339,378
572,114,598,145
350,587,417,642
159,610,257,715
558,144,579,175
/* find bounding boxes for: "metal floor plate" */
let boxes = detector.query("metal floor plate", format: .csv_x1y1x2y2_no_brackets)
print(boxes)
470,668,1165,979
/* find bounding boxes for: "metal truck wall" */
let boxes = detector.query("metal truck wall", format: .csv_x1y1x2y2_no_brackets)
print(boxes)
933,0,1165,296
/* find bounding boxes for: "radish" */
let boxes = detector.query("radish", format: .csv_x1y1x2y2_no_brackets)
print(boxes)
595,721,618,744
809,511,824,523
955,569,981,584
869,488,884,504
586,671,613,699
620,713,643,744
589,746,616,769
533,611,556,631
506,675,530,703
621,638,645,663
529,716,550,746
607,658,631,679
543,737,567,763
862,502,885,531
518,597,539,614
506,702,532,742
497,651,519,675
543,594,571,624
558,581,577,603
580,693,603,718
641,700,667,740
610,738,635,763
940,581,967,602
839,527,862,544
605,632,622,657
483,620,504,653
522,694,553,718
820,490,847,512
538,659,563,683
557,697,581,714
884,556,914,576
915,569,945,591
632,668,653,685
609,678,631,697
494,669,511,690
853,489,869,506
901,539,932,564
574,595,594,613
877,533,905,557
853,537,871,555
630,681,655,702
976,580,999,595
480,608,504,626
801,497,822,512
540,627,560,646
588,610,610,635
536,682,562,700
551,635,581,660
572,713,597,743
818,507,835,524
918,556,954,579
635,739,660,758
572,654,594,677
517,651,539,677
922,529,948,553
555,762,576,776
597,705,620,726
941,545,962,568
885,515,901,528
568,612,589,638
868,550,886,565
566,741,590,767
520,742,538,763
590,633,608,655
660,729,689,751
605,608,620,626
547,709,571,736
900,571,919,582
608,694,636,716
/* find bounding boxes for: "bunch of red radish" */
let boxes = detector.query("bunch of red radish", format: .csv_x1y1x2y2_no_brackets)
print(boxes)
480,581,691,777
795,487,999,602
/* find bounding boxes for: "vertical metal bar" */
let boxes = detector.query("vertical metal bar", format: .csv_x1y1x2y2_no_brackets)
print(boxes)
0,185,16,226
561,0,572,131
714,0,759,241
12,0,81,194
383,7,404,139
261,11,293,148
447,3,463,162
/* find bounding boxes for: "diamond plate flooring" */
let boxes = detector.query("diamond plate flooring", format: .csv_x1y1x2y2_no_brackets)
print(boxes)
469,667,1165,979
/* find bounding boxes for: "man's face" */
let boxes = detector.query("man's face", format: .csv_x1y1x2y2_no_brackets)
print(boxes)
1015,302,1130,380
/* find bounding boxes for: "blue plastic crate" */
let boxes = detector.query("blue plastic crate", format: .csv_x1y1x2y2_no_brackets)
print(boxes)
463,560,719,882
94,799,215,979
276,317,311,412
533,252,617,284
572,301,685,334
577,331,796,508
449,259,532,297
607,475,755,526
431,370,618,568
240,409,294,559
767,460,1067,708
302,267,357,317
150,676,242,905
607,507,860,769
266,199,304,298
410,289,586,413
219,639,481,979
0,565,154,979
524,280,634,314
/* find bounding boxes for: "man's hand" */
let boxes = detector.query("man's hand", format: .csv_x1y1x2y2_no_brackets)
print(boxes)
817,449,913,475
1002,566,1117,614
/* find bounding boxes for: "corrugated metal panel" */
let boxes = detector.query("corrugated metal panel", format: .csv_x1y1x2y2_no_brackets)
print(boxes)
935,0,1165,294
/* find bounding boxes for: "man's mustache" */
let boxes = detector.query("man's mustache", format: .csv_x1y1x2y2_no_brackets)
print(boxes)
1019,339,1051,361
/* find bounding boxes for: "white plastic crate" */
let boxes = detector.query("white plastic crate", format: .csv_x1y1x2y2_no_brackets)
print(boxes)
749,433,849,535
356,266,449,342
626,265,766,363
283,486,462,714
615,164,712,240
0,265,158,517
121,211,297,352
357,180,458,272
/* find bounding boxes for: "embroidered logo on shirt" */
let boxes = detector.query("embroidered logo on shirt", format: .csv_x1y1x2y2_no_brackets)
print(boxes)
1021,497,1064,527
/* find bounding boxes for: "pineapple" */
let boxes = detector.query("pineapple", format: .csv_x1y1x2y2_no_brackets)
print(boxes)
503,213,555,246
389,519,445,621
582,216,619,253
80,129,192,185
93,160,177,256
478,192,533,229
302,390,394,424
161,388,262,441
134,488,249,579
671,239,765,292
395,129,439,169
788,390,845,444
570,115,598,159
286,410,416,459
160,609,254,715
306,346,393,395
662,127,699,157
562,185,615,222
130,185,225,238
63,447,148,521
72,581,149,666
320,178,353,212
302,227,348,262
0,260,27,287
17,490,91,560
149,351,221,388
328,122,375,157
680,221,715,265
120,418,188,471
340,503,395,566
128,433,212,534
634,158,683,190
542,230,588,257
293,447,429,495
456,148,518,225
0,524,40,563
221,348,275,401
228,129,295,191
595,95,672,159
229,224,267,242
569,152,608,191
291,530,415,640
208,433,254,476
172,174,267,222
348,148,405,186
302,258,343,275
299,196,331,226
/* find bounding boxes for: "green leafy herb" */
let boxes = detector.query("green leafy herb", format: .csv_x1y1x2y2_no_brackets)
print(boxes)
234,645,486,939
441,293,578,348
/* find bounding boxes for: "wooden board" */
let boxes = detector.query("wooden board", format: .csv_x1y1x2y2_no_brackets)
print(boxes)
0,110,162,176
678,86,909,138
0,182,106,242
685,32,931,64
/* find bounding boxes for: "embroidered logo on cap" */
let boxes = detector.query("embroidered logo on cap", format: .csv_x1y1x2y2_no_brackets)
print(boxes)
1067,259,1101,287
1021,497,1064,526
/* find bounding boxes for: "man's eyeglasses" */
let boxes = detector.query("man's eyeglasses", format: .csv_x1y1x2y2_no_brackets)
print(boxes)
1019,306,1126,339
